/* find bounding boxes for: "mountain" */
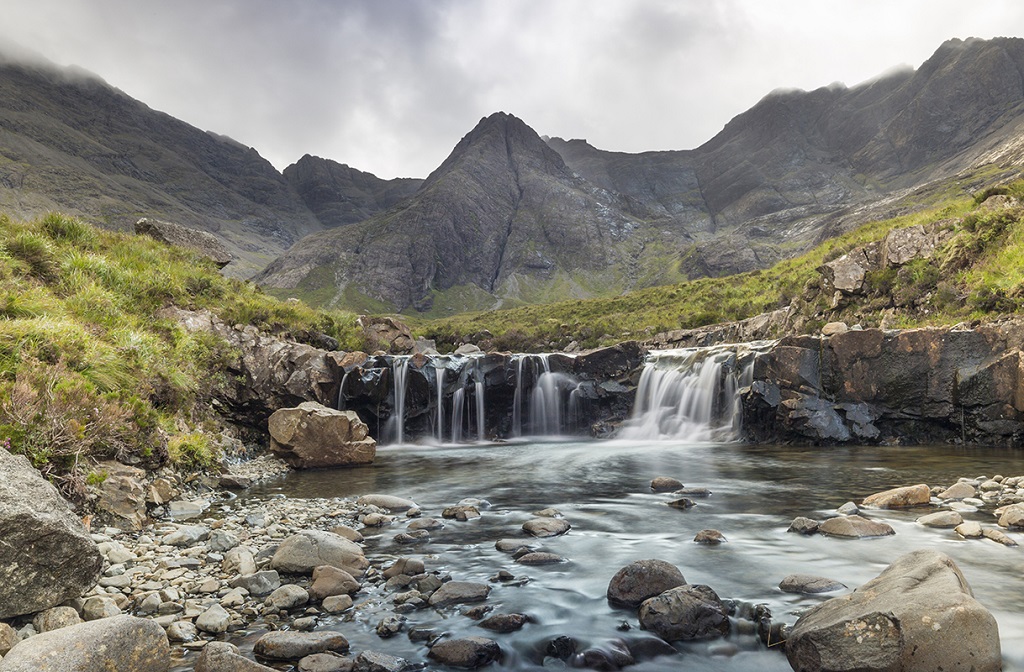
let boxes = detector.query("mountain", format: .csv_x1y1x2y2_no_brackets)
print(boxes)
259,37,1024,313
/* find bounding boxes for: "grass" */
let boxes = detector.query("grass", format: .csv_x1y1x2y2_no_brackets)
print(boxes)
0,212,369,494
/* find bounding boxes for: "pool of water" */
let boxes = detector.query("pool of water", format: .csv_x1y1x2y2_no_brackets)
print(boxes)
245,440,1024,670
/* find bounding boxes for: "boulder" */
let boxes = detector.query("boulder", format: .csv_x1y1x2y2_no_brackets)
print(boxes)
478,613,530,633
428,581,490,607
299,652,353,672
693,529,726,544
0,614,169,671
196,603,232,634
522,518,570,537
786,550,1000,672
359,316,414,354
428,636,501,669
607,559,686,608
266,584,309,610
0,447,103,618
955,521,984,538
997,502,1024,529
638,584,730,642
938,481,977,500
269,402,376,469
778,574,847,594
195,641,277,672
271,530,368,576
917,511,964,528
309,565,361,600
254,631,350,660
821,249,870,294
861,484,931,509
93,461,148,530
787,517,820,535
135,217,233,267
818,515,895,538
353,650,407,672
32,606,81,633
650,477,683,492
356,494,416,511
881,224,938,267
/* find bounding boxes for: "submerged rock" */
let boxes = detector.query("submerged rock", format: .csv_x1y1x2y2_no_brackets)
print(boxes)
786,550,1000,672
428,581,490,607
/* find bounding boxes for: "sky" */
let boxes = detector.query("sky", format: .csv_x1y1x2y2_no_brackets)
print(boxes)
2,1,1024,179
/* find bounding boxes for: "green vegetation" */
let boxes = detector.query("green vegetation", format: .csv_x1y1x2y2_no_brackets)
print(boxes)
0,212,367,492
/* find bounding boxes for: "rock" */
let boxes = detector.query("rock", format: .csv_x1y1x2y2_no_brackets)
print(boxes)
693,529,726,544
453,344,483,356
673,486,712,497
254,631,350,660
939,481,977,499
997,502,1024,528
861,483,931,509
786,550,1000,672
81,594,121,622
299,652,353,672
161,524,210,547
269,402,376,469
638,584,730,642
93,462,148,531
271,530,368,576
821,251,869,294
167,500,208,520
882,223,939,266
442,505,480,521
428,581,490,607
209,529,241,552
360,316,415,354
495,539,532,553
606,559,686,608
219,474,254,490
166,621,197,643
195,641,278,672
650,477,683,492
666,498,695,509
779,574,847,594
330,524,364,542
0,614,169,671
230,570,281,596
515,552,564,565
32,606,82,633
818,515,895,538
787,517,820,535
0,447,103,619
135,217,233,267
310,565,361,600
196,603,232,634
917,510,964,528
223,547,258,576
0,623,19,655
821,321,849,336
522,518,570,537
428,636,501,669
353,650,408,672
407,517,443,531
982,527,1018,546
955,521,984,538
267,584,310,610
478,613,530,633
376,616,405,639
322,595,354,613
382,558,425,578
836,501,859,515
357,494,416,511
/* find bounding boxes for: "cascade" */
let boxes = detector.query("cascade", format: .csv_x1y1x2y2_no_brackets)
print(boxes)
433,360,446,442
385,357,411,444
336,371,349,411
621,342,772,441
512,356,525,437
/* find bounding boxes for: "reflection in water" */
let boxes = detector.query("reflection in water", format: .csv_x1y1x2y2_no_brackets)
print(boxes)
248,441,1024,671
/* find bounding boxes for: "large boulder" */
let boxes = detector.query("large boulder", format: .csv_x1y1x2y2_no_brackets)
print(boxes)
269,402,376,469
195,642,276,672
607,559,686,608
0,448,103,618
638,584,730,642
271,530,369,576
135,217,233,268
786,550,1000,672
861,484,931,509
0,614,169,671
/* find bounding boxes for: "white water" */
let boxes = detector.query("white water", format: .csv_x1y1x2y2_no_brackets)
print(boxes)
386,357,410,444
433,361,445,442
622,342,770,441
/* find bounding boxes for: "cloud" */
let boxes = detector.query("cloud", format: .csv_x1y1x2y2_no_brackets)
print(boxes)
1,0,1023,178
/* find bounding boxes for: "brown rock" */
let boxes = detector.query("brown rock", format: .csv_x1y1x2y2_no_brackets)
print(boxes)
607,559,686,608
650,477,683,492
428,636,501,669
938,481,977,500
693,529,726,544
861,483,930,509
268,402,376,469
309,565,361,600
254,631,350,660
818,515,895,538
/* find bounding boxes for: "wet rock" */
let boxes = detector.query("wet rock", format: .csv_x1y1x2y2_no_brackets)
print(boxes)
861,483,931,509
310,565,361,600
382,558,425,578
167,620,198,643
650,477,683,492
673,487,712,497
786,550,1000,672
428,581,490,607
354,650,407,672
693,529,726,544
32,606,82,633
532,507,561,517
836,501,859,515
357,494,416,511
495,539,532,553
479,613,530,633
376,616,405,639
997,502,1024,528
462,605,493,620
394,531,428,544
939,481,977,500
230,570,281,596
269,402,376,469
322,595,354,613
917,511,963,528
666,498,695,510
515,552,565,565
196,642,277,671
0,615,168,671
818,515,895,538
299,652,353,672
0,447,103,618
787,517,820,535
522,518,570,537
955,520,984,538
442,506,480,521
779,574,847,594
545,636,578,659
982,527,1018,546
196,603,232,634
638,584,730,642
428,636,501,669
607,559,686,608
271,530,368,576
330,524,364,543
267,584,310,610
254,631,350,660
407,518,444,531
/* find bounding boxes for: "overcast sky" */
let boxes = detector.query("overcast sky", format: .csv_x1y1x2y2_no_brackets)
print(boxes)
2,1,1023,179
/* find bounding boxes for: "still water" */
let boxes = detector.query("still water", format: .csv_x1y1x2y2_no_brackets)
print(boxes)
248,440,1024,671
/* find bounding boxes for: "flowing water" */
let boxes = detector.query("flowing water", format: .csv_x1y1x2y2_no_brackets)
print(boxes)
247,440,1024,671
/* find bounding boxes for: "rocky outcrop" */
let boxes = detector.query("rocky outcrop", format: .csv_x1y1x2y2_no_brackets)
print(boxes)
786,550,1000,672
0,447,103,619
135,217,233,268
645,307,792,350
0,615,170,671
268,402,376,469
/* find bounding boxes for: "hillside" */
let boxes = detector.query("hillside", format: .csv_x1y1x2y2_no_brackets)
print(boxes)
261,37,1024,314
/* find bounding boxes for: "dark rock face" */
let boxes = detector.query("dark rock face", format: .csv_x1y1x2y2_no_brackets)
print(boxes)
0,447,103,619
786,550,1000,672
135,217,233,267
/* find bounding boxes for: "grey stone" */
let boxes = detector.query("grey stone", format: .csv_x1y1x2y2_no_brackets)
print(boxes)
223,547,258,576
428,581,490,607
515,552,564,565
167,620,197,643
310,565,360,600
607,559,686,608
209,529,241,552
254,631,350,660
32,606,81,633
428,636,501,669
650,477,683,492
269,403,376,469
196,603,232,634
266,584,309,610
522,518,570,537
135,217,233,268
357,494,416,511
693,529,726,544
955,520,984,538
818,515,895,538
917,511,964,528
195,641,277,672
230,570,281,596
322,594,354,613
638,584,730,642
271,530,368,576
0,614,168,671
81,595,121,621
787,517,819,535
299,652,353,672
779,574,847,594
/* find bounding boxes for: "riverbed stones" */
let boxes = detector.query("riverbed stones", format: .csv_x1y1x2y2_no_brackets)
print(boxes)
223,546,258,575
81,595,121,620
357,494,416,511
32,606,81,633
195,641,276,672
693,529,726,544
861,483,930,509
0,615,169,672
272,530,369,576
522,518,570,537
997,502,1024,528
254,631,350,660
785,550,1000,672
955,520,984,538
310,565,361,600
298,652,352,672
230,570,281,596
196,602,232,634
650,477,683,492
778,574,847,594
322,594,354,613
428,636,501,669
939,481,977,500
428,581,490,607
607,559,686,608
0,447,104,619
267,584,310,610
515,552,565,565
917,510,963,528
354,650,407,672
268,402,376,469
479,613,530,633
638,584,730,642
818,515,895,538
787,517,820,534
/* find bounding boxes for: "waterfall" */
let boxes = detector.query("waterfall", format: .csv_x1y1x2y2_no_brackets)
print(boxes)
621,342,771,441
512,356,525,437
336,371,349,411
516,353,579,436
475,374,485,442
433,361,446,442
386,357,411,444
451,386,465,444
